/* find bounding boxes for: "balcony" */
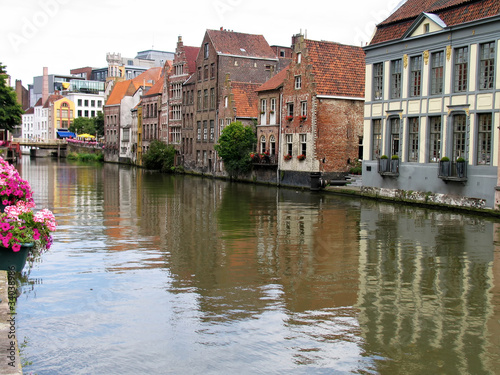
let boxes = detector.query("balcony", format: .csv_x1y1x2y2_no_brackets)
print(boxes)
378,157,399,177
438,160,467,183
251,154,278,166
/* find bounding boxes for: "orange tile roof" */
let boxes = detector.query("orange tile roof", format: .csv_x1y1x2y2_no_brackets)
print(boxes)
143,75,164,97
305,40,365,98
371,0,500,45
207,29,277,59
231,82,261,118
106,80,133,106
256,66,289,92
131,67,162,85
106,67,162,105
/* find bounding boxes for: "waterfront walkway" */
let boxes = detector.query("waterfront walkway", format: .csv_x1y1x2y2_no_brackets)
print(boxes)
0,271,22,375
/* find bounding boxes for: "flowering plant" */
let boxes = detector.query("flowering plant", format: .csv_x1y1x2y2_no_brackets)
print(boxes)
0,157,34,206
297,154,306,161
0,201,57,252
284,154,292,161
250,153,260,161
286,115,293,121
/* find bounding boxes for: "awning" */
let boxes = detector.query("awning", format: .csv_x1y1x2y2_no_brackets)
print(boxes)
57,131,76,138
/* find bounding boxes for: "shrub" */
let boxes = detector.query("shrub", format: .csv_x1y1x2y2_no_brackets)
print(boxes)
143,140,176,172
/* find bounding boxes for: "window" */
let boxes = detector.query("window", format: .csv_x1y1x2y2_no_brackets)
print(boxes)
390,60,402,99
297,103,306,121
270,98,276,112
260,99,267,114
372,119,382,159
390,118,400,157
210,88,215,109
172,83,182,99
424,23,430,33
295,75,301,89
452,114,467,160
477,114,492,165
454,47,468,92
204,43,209,59
210,120,214,141
172,105,181,121
91,100,95,107
286,134,293,156
78,99,82,106
224,96,228,108
204,65,208,80
410,56,422,97
260,135,266,153
203,120,208,140
197,90,203,111
270,135,276,155
287,103,294,117
297,52,302,64
197,121,201,140
479,42,495,90
429,116,441,163
211,63,215,79
373,63,383,100
84,100,89,107
175,64,183,76
203,89,208,109
431,51,444,95
197,67,202,81
408,117,419,162
300,134,307,156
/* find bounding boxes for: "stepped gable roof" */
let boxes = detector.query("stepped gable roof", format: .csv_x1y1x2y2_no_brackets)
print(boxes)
206,29,277,60
305,39,365,98
231,82,261,118
371,0,500,45
256,66,290,92
43,94,65,108
184,46,200,74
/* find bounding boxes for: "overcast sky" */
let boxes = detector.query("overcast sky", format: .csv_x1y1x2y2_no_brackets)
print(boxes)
1,0,404,86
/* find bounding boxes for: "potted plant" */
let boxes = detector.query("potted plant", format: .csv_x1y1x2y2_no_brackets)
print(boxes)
0,201,57,272
297,154,306,161
391,155,399,173
379,155,389,173
300,115,307,121
0,157,34,210
284,154,292,161
456,157,466,178
286,115,293,121
440,156,451,177
250,153,260,162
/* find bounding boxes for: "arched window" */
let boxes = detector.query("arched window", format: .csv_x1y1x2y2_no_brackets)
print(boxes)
260,135,266,153
270,135,276,155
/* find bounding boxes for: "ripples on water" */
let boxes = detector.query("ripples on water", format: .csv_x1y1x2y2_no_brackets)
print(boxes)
14,160,500,374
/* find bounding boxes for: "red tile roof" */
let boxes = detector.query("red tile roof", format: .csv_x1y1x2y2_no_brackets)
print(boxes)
43,94,65,108
371,0,500,45
106,67,162,105
231,82,261,118
305,40,365,98
106,80,133,106
184,46,200,74
207,29,277,59
256,66,289,92
131,67,162,85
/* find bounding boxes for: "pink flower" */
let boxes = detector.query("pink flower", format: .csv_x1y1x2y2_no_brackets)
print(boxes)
12,243,21,252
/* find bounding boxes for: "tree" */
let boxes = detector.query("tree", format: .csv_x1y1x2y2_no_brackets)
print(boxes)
0,63,23,132
93,111,104,137
70,117,95,135
214,121,256,178
143,140,176,172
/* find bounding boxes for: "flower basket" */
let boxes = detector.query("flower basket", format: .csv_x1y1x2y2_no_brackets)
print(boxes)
0,242,34,272
300,116,307,121
297,154,306,161
286,115,293,121
284,154,292,161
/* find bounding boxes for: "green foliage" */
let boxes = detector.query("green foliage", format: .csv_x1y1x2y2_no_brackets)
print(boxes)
0,63,24,132
456,157,465,162
70,117,95,134
214,121,256,178
94,111,104,137
440,156,450,162
67,152,103,162
348,158,362,175
391,154,399,160
143,140,176,172
380,155,388,159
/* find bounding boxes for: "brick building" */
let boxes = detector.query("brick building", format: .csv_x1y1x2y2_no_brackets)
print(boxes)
279,34,365,186
163,36,199,168
141,74,165,153
192,28,280,174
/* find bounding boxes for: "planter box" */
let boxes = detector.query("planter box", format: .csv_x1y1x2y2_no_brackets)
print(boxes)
0,243,34,272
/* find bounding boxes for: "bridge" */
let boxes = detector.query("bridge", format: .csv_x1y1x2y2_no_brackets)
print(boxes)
11,138,68,148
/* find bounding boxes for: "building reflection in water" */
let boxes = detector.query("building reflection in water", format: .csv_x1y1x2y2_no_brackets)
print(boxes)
357,202,500,374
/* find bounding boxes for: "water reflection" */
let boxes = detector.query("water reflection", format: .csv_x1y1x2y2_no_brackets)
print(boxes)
15,158,500,374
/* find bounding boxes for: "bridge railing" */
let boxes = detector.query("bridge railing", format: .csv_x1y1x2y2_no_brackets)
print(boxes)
12,138,68,146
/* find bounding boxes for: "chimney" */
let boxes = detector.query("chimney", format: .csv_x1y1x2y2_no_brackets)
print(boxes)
42,67,49,104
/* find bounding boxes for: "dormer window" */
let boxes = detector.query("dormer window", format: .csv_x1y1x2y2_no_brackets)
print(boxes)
295,75,302,90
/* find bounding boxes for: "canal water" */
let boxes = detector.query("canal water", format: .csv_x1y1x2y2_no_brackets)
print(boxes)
15,158,500,374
